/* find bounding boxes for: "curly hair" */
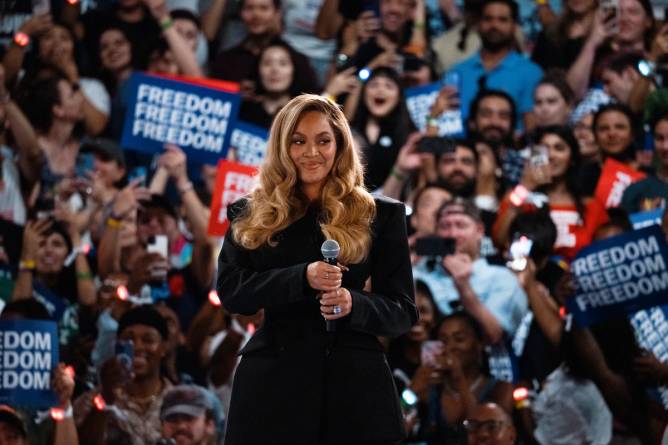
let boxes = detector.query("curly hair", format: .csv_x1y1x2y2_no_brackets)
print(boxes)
232,94,376,264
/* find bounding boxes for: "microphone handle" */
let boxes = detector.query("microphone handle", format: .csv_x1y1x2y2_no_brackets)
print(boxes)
324,257,338,332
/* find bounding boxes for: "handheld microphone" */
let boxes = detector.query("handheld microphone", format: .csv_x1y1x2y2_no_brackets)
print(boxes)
321,240,340,333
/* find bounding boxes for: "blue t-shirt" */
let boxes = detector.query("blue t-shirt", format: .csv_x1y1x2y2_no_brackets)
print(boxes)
449,51,543,126
413,257,528,335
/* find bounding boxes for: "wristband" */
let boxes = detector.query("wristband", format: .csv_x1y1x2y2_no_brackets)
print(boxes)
93,394,106,411
160,17,174,31
13,32,30,48
426,116,439,128
509,184,529,207
106,217,122,229
390,167,407,181
513,387,531,409
50,404,73,421
323,93,337,103
19,259,36,271
413,21,425,30
76,272,93,281
208,290,221,306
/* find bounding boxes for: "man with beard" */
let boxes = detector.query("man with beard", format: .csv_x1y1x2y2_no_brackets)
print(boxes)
158,385,216,445
449,0,542,129
435,141,478,199
468,89,525,189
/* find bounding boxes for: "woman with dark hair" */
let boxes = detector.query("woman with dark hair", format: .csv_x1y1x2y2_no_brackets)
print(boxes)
575,102,643,196
592,102,640,167
493,125,608,259
12,216,96,318
531,0,598,71
97,26,137,98
217,94,417,444
533,70,576,128
17,22,110,136
238,38,318,129
414,312,513,444
567,0,656,99
16,73,84,209
351,66,417,191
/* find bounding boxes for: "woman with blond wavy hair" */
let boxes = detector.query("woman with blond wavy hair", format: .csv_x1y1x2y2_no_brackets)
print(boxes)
217,94,418,444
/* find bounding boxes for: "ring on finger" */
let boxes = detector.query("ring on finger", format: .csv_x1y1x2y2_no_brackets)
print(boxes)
333,306,342,315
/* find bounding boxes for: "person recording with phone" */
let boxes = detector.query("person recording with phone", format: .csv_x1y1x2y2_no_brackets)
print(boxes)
216,94,417,444
566,0,655,100
413,198,527,345
411,312,513,444
74,305,172,445
493,125,608,260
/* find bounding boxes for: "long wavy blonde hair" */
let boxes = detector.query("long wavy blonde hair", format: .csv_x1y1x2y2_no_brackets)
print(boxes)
232,94,376,264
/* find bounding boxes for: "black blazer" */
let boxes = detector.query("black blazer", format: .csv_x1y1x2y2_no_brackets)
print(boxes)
216,195,418,445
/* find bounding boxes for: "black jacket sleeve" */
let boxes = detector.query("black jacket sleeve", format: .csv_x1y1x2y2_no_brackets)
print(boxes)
216,201,312,315
347,199,418,338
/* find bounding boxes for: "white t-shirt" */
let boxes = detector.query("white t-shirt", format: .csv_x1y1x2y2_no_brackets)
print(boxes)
0,146,26,226
281,0,335,62
532,365,612,445
80,77,111,115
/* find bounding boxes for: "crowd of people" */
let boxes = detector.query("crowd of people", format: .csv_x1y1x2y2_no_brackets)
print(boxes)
1,0,668,443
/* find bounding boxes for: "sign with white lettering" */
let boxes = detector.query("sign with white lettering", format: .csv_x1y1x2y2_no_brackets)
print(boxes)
594,158,646,208
121,73,241,164
207,161,259,236
405,81,463,137
230,121,269,166
567,226,668,326
630,208,664,230
0,320,58,408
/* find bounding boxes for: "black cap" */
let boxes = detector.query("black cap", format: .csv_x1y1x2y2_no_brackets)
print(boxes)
118,305,169,340
0,406,26,438
82,138,125,166
160,385,212,420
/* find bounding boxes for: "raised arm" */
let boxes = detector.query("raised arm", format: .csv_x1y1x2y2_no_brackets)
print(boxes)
314,0,344,40
145,0,204,77
566,10,613,100
201,0,227,41
0,67,43,188
1,14,52,85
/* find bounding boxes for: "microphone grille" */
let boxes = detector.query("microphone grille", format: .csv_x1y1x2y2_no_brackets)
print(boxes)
321,239,340,259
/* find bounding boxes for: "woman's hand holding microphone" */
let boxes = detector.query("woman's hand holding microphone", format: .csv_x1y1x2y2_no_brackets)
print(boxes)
307,261,352,320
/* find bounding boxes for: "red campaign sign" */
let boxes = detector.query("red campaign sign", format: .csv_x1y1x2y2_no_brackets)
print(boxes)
207,160,258,236
152,72,240,93
594,158,646,208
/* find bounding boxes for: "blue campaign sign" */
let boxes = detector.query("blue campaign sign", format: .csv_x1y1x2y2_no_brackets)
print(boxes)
630,208,664,230
405,81,463,137
630,306,668,408
230,121,269,167
32,284,67,322
0,320,58,408
567,225,668,327
121,73,241,164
